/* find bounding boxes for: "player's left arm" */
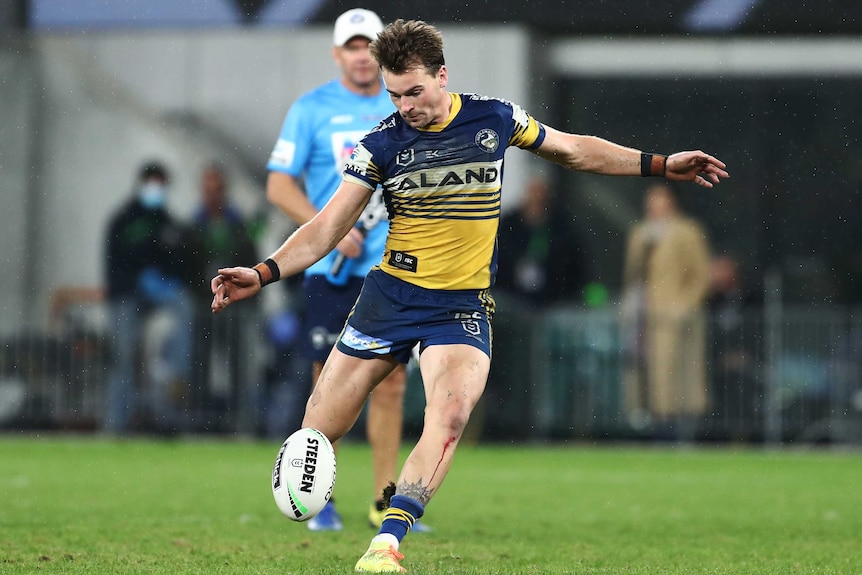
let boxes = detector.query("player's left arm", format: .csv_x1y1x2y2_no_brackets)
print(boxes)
532,125,729,188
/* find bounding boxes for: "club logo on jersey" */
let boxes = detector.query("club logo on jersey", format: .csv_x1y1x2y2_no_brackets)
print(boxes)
475,129,499,153
396,149,415,166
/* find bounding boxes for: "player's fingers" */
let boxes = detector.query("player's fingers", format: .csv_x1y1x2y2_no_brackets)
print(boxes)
211,295,232,314
211,274,225,294
695,174,713,188
705,154,727,170
218,266,252,281
211,291,222,313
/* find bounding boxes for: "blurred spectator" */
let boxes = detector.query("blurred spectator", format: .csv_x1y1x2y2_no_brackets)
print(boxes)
187,163,260,432
103,161,194,434
495,175,590,307
487,175,591,438
621,182,711,438
706,254,763,437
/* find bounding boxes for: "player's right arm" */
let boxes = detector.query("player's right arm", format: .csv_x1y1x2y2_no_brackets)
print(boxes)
211,179,373,313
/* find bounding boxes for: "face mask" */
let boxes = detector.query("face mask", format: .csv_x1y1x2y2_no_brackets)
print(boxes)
138,182,166,209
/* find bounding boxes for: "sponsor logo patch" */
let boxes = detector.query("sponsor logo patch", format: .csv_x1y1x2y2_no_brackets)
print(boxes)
269,139,296,169
345,142,373,176
340,325,393,354
388,250,418,273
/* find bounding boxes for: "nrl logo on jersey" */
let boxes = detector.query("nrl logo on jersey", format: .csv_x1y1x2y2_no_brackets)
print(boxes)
475,129,499,153
396,149,415,166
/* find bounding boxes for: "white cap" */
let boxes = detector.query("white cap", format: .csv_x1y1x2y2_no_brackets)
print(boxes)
333,8,384,47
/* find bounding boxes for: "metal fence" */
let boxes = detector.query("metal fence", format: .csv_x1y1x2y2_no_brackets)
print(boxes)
2,297,862,445
0,293,309,439
520,306,862,444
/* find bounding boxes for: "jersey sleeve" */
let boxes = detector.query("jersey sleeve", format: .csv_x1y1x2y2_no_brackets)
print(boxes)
266,97,314,176
342,137,383,191
507,101,546,150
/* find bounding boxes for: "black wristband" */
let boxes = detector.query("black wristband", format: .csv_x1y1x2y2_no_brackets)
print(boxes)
253,258,280,287
640,153,667,177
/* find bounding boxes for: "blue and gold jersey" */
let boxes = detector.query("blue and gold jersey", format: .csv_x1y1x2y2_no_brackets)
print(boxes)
343,93,546,290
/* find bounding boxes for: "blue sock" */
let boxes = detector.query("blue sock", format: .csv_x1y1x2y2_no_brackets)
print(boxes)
377,495,425,543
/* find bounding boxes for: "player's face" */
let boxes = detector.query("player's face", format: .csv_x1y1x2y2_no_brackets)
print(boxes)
334,37,380,91
383,66,449,128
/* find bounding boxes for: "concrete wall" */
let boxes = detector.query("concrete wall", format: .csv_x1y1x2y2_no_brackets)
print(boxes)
0,25,531,329
0,40,37,331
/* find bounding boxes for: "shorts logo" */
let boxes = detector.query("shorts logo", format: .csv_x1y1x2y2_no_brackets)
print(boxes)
396,149,415,166
475,129,499,153
340,325,393,354
455,311,484,339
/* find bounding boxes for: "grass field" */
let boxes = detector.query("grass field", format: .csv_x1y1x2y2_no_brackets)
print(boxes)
2,435,861,574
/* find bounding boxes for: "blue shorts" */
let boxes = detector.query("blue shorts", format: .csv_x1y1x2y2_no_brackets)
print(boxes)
335,269,496,364
303,274,365,362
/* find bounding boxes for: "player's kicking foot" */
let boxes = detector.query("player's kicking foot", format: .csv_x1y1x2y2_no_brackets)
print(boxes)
354,541,406,573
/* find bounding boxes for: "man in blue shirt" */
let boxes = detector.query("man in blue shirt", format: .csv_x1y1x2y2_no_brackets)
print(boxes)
266,8,428,533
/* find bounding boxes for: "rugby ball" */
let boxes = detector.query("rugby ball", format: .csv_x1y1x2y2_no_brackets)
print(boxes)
271,427,337,522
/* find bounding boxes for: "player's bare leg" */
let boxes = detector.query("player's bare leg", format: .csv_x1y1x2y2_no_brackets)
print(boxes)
399,344,488,503
304,349,397,531
359,343,487,564
304,348,397,444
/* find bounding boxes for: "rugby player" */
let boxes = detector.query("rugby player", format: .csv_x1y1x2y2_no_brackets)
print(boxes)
212,19,728,572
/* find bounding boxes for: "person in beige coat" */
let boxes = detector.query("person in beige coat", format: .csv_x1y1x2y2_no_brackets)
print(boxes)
622,182,711,436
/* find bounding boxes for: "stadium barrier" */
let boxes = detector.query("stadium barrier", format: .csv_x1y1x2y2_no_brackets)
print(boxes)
2,293,861,444
521,306,862,444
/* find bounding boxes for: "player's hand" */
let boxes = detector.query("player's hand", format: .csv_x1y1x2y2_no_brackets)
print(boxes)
666,151,729,188
211,267,261,314
334,227,364,259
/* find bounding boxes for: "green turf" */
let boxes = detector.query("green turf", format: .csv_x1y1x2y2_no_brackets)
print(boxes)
1,435,860,574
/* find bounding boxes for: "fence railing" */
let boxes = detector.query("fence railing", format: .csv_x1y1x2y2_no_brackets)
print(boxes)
2,298,861,444
515,306,862,444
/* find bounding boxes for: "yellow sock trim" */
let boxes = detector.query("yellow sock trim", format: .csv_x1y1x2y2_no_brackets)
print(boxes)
382,508,416,529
